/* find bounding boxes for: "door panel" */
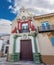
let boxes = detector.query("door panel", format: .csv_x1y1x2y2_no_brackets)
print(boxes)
20,40,33,61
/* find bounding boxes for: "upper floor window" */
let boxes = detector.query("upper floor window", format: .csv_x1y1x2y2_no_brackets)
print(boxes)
41,21,50,30
22,23,29,32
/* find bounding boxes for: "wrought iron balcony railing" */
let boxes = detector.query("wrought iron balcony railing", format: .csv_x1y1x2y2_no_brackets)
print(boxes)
38,25,54,33
19,29,29,33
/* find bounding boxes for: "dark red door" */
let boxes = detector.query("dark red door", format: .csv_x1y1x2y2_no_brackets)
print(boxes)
20,39,33,61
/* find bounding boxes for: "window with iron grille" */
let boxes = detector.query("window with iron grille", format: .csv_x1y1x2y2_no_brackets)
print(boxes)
22,23,29,32
41,21,50,30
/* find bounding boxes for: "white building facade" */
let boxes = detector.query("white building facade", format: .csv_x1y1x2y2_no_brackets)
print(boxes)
0,19,12,57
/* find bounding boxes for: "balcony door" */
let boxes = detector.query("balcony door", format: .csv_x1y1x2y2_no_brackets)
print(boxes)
22,23,29,33
42,22,50,30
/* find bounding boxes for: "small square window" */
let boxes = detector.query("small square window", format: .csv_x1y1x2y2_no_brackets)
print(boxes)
5,47,9,54
7,40,9,44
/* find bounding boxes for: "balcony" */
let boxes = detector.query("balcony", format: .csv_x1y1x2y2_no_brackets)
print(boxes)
19,29,29,33
38,25,54,33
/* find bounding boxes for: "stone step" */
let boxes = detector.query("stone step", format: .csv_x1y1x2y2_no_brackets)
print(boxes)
0,62,53,65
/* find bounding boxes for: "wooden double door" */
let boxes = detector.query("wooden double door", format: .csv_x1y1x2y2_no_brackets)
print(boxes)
20,39,33,61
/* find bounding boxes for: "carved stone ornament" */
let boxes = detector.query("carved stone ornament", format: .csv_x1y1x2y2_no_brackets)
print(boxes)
22,16,26,20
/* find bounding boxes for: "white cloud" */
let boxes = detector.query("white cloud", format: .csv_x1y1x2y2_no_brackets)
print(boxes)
0,19,12,35
0,19,12,25
7,0,12,3
8,0,54,15
47,0,54,4
21,0,30,3
9,5,13,9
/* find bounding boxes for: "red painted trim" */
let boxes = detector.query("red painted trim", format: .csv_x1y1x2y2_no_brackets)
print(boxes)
18,22,20,30
17,19,36,32
18,21,29,32
28,21,31,28
11,26,17,33
21,22,22,30
31,23,36,31
19,22,22,30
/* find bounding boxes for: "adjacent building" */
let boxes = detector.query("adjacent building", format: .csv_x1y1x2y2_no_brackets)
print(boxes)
0,19,12,57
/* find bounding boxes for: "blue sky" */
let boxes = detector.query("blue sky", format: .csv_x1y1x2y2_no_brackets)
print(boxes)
0,0,54,21
0,0,16,21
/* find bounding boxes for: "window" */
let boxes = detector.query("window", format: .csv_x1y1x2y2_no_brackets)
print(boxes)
22,23,29,32
51,37,54,45
5,47,9,54
41,22,50,30
7,40,9,44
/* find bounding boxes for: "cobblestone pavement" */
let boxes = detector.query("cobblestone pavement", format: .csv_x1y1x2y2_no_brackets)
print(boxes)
0,57,54,65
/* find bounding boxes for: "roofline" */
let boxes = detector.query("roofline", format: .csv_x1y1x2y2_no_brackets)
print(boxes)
33,13,54,19
0,34,10,37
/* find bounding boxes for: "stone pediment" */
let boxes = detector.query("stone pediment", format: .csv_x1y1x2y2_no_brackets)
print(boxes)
12,7,37,33
17,7,32,21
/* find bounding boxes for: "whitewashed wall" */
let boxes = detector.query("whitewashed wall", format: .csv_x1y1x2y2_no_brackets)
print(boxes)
9,34,14,54
0,40,3,51
36,37,40,53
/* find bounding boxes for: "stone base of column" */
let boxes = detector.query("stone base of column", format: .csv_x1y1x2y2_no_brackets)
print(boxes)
7,54,11,61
